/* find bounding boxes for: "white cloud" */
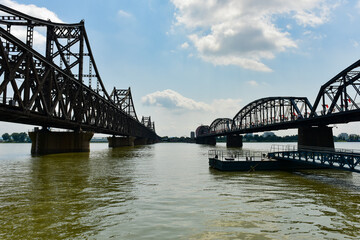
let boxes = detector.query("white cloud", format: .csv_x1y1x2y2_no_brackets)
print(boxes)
142,89,243,136
171,0,340,72
0,0,64,48
118,9,133,18
142,89,242,115
247,80,259,87
351,39,359,48
142,89,211,111
0,0,63,23
181,42,189,49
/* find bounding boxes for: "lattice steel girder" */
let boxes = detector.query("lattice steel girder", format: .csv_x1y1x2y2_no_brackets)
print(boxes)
311,59,360,116
231,97,313,131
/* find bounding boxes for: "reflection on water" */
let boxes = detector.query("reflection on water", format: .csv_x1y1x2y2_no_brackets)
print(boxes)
0,142,359,239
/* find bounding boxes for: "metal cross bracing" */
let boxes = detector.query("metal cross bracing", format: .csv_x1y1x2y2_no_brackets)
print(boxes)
198,58,360,138
110,87,138,121
310,59,360,124
0,5,157,139
141,116,155,132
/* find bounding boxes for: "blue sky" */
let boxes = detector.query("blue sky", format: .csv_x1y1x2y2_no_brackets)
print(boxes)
1,0,360,137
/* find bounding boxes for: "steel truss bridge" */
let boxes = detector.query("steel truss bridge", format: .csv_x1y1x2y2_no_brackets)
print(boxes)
197,58,360,138
0,5,158,140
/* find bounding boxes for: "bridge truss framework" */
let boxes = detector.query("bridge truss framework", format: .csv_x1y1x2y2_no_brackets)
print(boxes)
0,4,157,139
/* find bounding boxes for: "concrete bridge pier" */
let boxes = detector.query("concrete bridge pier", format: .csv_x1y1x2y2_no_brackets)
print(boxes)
226,134,243,148
196,136,216,145
108,136,136,147
147,138,157,144
29,129,94,156
134,137,148,145
108,136,157,148
298,126,334,150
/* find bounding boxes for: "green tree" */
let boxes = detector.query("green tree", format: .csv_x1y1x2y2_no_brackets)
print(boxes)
11,132,20,142
18,132,28,142
2,133,10,142
9,132,29,142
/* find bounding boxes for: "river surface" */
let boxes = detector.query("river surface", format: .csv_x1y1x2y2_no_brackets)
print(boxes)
0,142,360,239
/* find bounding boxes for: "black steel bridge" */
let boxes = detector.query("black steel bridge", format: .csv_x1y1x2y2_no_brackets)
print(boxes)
196,60,360,172
196,55,360,149
0,4,158,153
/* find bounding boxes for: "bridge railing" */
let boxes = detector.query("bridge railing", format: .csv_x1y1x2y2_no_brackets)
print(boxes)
270,144,297,153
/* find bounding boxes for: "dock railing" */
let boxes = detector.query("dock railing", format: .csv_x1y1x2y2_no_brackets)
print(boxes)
270,144,360,155
208,149,269,161
268,144,360,173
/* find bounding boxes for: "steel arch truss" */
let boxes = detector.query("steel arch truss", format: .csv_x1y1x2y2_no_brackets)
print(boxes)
311,59,360,117
210,118,233,134
232,97,313,131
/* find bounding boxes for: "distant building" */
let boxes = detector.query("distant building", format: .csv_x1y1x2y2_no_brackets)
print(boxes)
190,131,195,139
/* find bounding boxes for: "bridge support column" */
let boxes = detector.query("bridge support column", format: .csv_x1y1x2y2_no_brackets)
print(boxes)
29,130,94,156
195,137,216,145
108,136,135,148
298,126,334,150
134,137,148,145
226,134,243,148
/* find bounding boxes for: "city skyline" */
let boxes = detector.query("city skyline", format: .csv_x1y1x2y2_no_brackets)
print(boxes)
0,0,360,137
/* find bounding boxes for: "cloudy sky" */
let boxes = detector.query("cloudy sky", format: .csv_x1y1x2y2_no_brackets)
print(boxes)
1,0,360,137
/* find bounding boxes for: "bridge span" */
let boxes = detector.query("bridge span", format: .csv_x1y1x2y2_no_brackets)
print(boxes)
0,5,159,154
196,58,360,149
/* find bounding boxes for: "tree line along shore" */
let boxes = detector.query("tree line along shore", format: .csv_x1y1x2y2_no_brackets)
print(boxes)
1,132,359,143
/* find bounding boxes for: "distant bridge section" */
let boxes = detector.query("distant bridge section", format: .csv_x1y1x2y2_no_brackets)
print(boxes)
196,59,360,149
231,97,313,134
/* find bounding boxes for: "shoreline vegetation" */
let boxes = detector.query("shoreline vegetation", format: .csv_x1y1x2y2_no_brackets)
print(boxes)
1,132,359,144
161,132,360,143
